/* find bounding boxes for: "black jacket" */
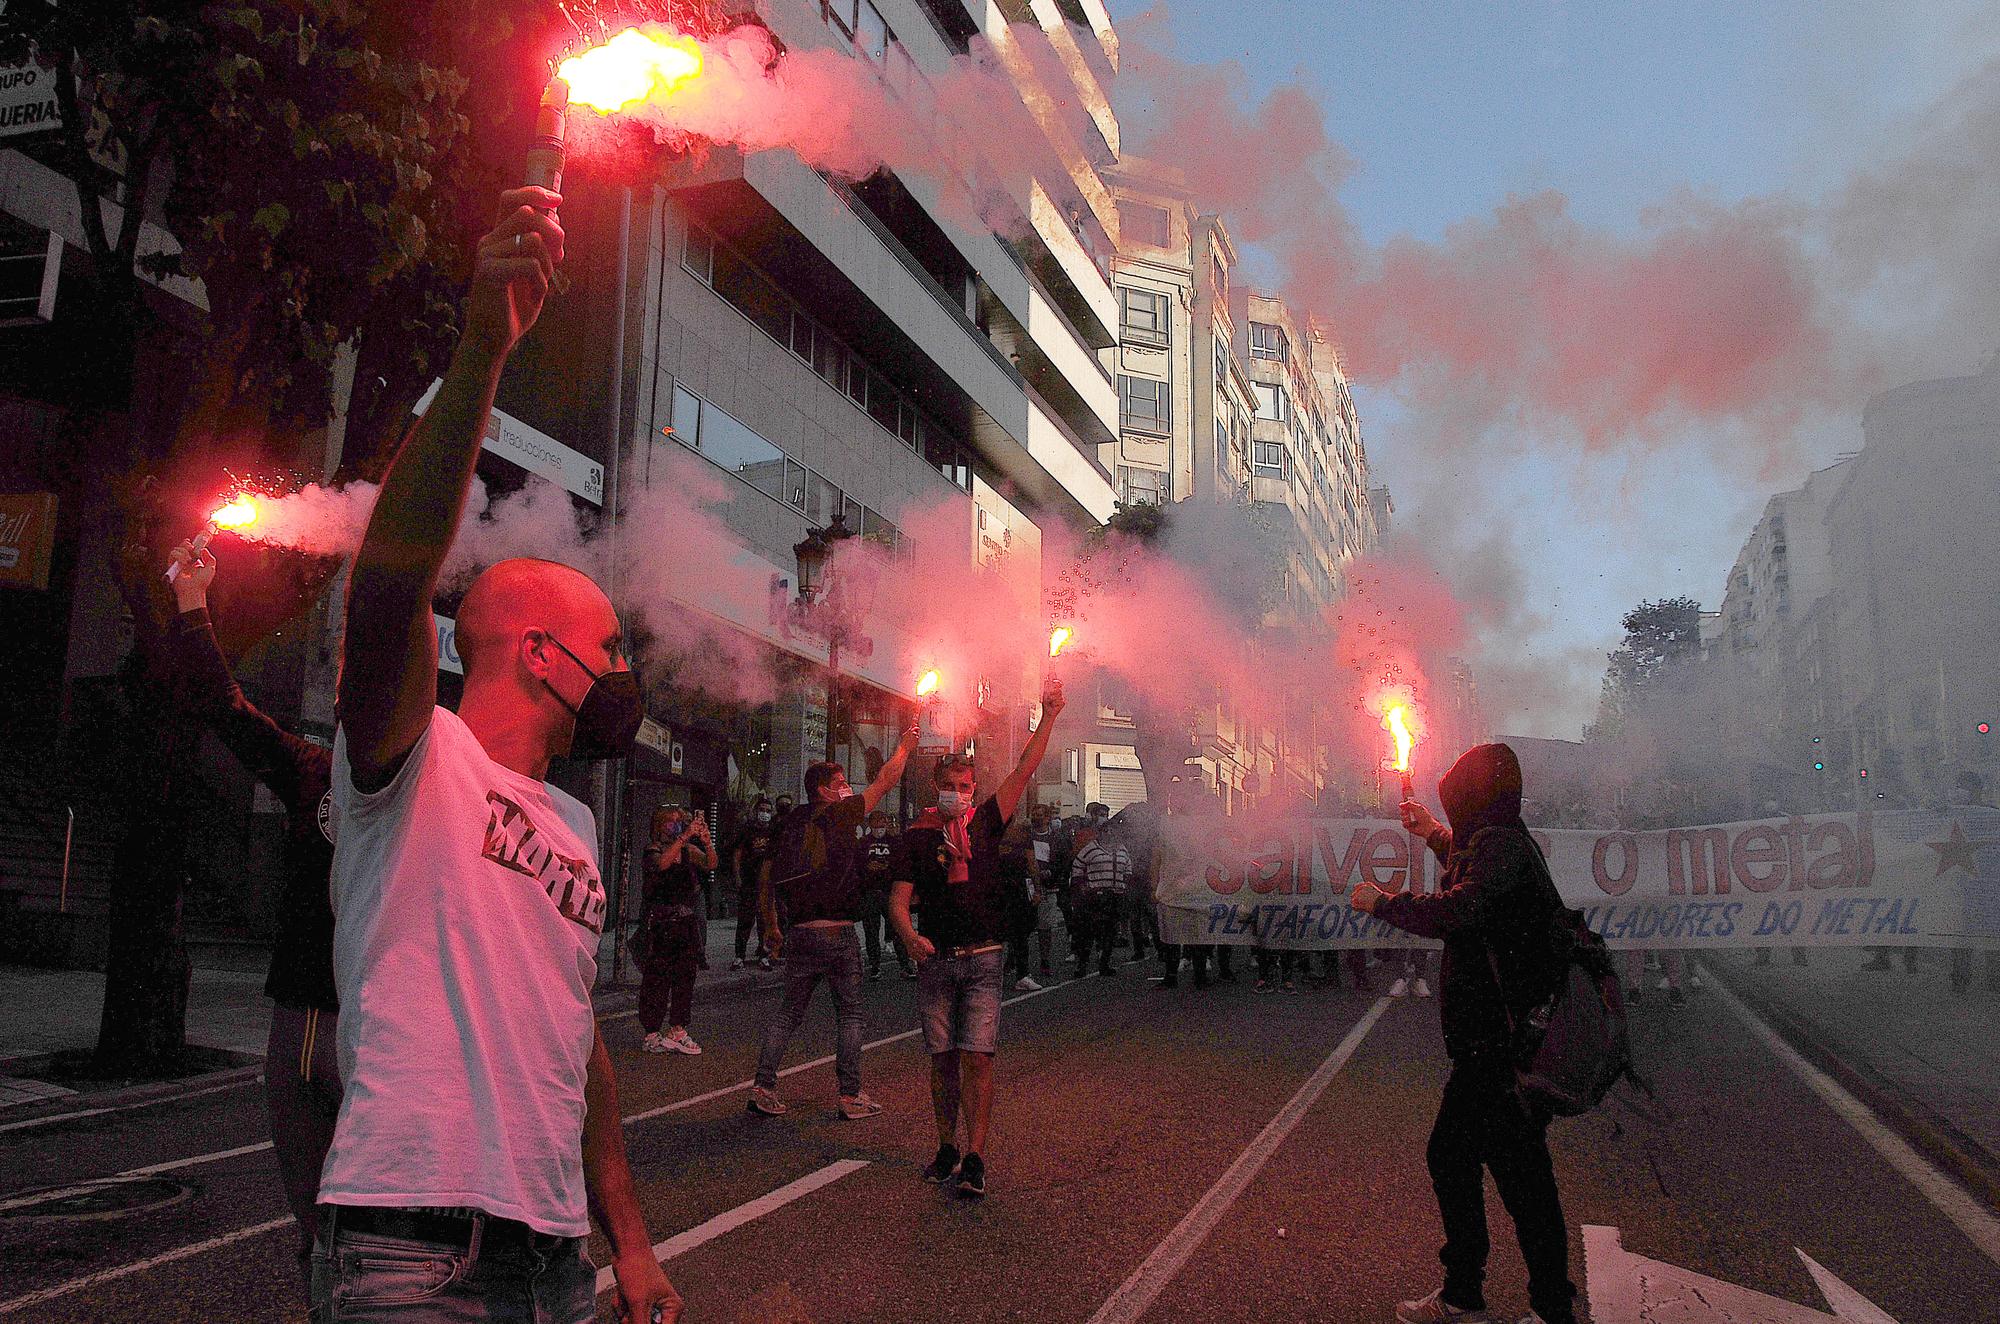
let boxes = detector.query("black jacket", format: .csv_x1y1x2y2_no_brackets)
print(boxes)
1374,743,1560,1060
172,608,337,1012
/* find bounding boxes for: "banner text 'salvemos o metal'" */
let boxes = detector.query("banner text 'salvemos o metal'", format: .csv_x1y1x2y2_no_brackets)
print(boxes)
1152,808,2000,951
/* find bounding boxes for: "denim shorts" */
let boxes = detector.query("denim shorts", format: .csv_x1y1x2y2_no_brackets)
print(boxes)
916,945,1006,1054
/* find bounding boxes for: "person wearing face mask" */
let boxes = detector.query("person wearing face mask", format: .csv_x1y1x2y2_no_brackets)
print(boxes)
747,732,918,1120
1026,803,1070,980
322,189,676,1324
639,806,718,1055
730,797,779,970
887,680,1067,1199
858,810,914,980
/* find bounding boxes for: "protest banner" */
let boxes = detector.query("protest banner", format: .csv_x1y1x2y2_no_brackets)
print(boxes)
1152,808,2000,951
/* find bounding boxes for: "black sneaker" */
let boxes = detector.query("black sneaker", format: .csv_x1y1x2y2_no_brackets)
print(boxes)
956,1151,986,1198
922,1143,961,1184
1098,964,1117,977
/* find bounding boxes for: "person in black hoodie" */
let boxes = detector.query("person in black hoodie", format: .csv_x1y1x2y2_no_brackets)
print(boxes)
1351,742,1577,1324
166,542,339,1283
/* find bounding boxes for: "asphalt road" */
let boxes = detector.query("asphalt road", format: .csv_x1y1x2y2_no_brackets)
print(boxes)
3,957,1996,1323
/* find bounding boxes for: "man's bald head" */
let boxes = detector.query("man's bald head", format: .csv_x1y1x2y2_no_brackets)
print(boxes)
455,558,617,681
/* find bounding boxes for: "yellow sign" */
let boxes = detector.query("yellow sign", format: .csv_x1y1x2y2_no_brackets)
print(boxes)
0,491,56,590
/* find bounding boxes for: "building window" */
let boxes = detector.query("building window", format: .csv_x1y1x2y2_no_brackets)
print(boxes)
1252,439,1288,478
681,225,713,283
1117,200,1170,247
1119,375,1171,435
1252,381,1286,422
666,384,907,554
855,1,889,61
1118,286,1170,349
1250,321,1289,363
1117,464,1167,507
1064,747,1081,784
823,0,858,36
681,220,974,501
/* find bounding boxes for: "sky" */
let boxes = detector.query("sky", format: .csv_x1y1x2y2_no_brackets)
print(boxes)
1099,0,2000,739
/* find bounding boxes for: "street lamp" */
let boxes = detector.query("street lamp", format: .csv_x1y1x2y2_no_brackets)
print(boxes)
791,515,870,764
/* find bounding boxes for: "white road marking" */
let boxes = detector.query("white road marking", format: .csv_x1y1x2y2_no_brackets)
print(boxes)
593,1159,869,1294
0,1141,276,1212
1085,998,1391,1324
0,1076,262,1134
0,961,1133,1307
1584,1223,1899,1323
0,1217,294,1316
1708,973,2000,1270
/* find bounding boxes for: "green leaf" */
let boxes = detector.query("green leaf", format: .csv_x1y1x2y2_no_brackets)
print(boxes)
251,203,290,239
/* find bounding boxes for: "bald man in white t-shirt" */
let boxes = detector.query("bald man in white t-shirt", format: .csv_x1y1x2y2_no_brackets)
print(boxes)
316,186,677,1324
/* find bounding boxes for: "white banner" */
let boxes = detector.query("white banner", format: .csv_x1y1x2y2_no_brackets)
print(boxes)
1152,808,2000,951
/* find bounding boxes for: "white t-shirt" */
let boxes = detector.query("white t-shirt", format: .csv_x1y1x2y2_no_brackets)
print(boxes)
322,707,606,1236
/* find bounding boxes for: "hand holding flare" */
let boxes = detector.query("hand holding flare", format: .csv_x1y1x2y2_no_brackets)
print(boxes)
165,496,257,582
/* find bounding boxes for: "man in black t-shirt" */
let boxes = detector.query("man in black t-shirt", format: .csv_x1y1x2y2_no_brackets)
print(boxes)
889,680,1066,1199
166,542,337,1283
747,728,917,1121
730,797,778,969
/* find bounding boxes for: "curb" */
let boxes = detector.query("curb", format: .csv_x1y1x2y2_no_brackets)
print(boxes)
1701,957,2000,1212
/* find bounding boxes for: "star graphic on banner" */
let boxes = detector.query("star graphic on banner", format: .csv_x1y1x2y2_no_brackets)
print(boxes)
1927,821,1980,877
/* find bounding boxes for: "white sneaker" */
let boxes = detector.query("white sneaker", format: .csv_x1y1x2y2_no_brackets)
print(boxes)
1390,977,1411,998
1395,1288,1498,1323
1014,976,1043,991
642,1031,671,1054
1688,968,1704,990
664,1028,702,1055
1656,974,1671,991
1414,977,1432,999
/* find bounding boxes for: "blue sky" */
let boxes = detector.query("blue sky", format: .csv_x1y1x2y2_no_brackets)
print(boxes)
1102,1,2000,737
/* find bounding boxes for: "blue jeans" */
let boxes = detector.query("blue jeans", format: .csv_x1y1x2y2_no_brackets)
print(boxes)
755,923,865,1096
308,1208,594,1323
917,945,1006,1054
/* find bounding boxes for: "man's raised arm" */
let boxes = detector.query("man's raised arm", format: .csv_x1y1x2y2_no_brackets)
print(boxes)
993,679,1066,825
337,188,564,789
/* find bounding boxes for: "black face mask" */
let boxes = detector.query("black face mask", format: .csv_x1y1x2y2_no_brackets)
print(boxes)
542,633,643,760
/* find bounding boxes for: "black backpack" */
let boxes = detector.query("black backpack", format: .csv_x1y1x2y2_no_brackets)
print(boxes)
1487,831,1634,1118
766,803,834,903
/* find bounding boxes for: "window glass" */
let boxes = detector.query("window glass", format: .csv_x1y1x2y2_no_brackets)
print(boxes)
1116,200,1170,247
1118,286,1168,346
1253,381,1285,421
789,310,815,361
1250,321,1288,362
855,1,889,60
682,225,713,283
1119,375,1171,434
671,384,702,444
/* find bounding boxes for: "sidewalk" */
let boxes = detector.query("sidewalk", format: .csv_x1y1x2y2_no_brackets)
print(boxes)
0,919,782,1110
1702,946,2000,1202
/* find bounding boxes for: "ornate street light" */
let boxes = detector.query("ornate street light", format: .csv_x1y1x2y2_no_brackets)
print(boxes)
791,515,864,763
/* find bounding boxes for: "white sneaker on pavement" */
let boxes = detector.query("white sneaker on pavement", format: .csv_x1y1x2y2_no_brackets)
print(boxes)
838,1092,884,1120
1395,1288,1498,1323
642,1031,670,1054
664,1028,702,1055
1390,977,1411,998
1414,977,1432,999
1014,976,1043,991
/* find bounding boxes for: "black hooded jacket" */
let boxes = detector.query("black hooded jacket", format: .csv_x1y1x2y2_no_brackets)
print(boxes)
1374,743,1563,1060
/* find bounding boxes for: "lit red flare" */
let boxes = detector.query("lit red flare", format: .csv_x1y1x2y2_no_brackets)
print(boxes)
558,27,704,114
209,496,258,530
1383,704,1414,774
167,494,258,581
1048,626,1074,659
916,668,941,698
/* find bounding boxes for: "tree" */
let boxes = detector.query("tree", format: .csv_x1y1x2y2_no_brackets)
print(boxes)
1589,595,1704,742
0,0,718,1072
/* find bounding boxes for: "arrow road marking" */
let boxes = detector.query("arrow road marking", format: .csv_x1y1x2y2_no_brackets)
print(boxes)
1585,1225,1898,1324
